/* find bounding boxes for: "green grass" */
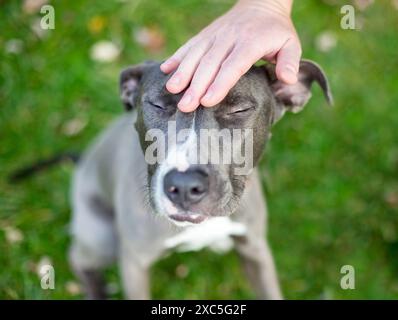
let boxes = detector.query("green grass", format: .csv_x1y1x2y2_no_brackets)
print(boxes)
1,0,398,299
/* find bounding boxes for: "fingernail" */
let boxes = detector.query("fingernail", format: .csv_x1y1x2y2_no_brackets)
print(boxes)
178,94,192,107
283,66,297,84
285,64,297,73
169,75,181,86
161,60,171,68
160,62,168,71
203,89,213,101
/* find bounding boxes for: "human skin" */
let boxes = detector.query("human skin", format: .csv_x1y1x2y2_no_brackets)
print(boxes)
160,0,301,112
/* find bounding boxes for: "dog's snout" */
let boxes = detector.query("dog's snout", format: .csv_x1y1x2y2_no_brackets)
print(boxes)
164,169,209,209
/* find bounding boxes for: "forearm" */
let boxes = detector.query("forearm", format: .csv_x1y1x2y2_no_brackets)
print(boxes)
234,0,293,15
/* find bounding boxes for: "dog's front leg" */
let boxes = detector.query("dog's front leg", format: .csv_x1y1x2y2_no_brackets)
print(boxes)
119,243,150,300
234,235,282,300
233,172,282,299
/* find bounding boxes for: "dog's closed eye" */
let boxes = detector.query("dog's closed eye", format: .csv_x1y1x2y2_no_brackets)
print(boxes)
147,100,166,111
226,106,255,116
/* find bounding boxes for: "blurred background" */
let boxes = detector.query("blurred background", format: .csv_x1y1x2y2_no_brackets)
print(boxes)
1,0,397,299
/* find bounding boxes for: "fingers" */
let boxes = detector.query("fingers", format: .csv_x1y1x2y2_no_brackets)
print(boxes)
165,40,213,95
275,37,302,85
160,42,191,74
200,47,255,107
177,43,233,112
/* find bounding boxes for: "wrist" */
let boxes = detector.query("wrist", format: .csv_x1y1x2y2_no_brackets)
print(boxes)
235,0,293,16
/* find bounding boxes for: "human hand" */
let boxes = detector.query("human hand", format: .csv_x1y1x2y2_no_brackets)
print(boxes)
160,0,301,112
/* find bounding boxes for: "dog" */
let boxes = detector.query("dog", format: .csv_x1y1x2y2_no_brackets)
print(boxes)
64,59,332,300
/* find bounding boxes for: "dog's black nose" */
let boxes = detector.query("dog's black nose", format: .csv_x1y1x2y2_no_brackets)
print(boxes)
164,169,209,209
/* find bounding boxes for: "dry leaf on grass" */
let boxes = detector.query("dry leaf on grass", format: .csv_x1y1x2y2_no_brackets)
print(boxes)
62,118,88,137
90,40,121,63
315,31,337,53
133,26,165,54
23,0,48,14
385,191,398,209
354,0,374,11
175,264,189,279
3,226,24,245
5,39,24,55
87,16,107,34
31,17,49,39
65,281,82,295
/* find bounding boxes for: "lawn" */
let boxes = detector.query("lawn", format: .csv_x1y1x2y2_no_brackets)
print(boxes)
1,0,398,299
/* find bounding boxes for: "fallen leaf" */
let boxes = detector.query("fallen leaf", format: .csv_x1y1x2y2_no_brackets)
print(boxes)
31,17,49,39
355,15,366,31
25,260,37,273
3,226,24,244
88,16,106,34
23,0,48,14
133,26,165,54
62,117,87,137
315,31,337,53
354,0,374,11
175,264,189,279
65,281,81,295
90,40,121,63
5,39,24,54
385,191,398,209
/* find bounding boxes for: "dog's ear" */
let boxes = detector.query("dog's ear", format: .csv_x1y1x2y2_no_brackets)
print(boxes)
120,61,154,111
264,59,333,124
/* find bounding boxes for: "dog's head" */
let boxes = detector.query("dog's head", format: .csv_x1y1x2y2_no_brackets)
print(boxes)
120,60,332,226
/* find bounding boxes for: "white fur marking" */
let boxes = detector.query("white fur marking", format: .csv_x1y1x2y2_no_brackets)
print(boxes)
154,113,198,217
164,217,247,253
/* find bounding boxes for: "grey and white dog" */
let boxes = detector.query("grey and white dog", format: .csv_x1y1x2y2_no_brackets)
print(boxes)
68,60,332,300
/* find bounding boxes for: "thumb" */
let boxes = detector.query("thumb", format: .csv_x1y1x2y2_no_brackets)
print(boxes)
275,37,302,84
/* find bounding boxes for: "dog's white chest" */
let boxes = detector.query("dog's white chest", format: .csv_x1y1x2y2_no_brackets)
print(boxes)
164,217,247,253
